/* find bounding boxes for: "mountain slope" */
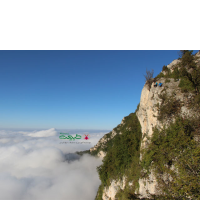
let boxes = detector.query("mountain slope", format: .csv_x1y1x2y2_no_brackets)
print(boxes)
91,51,200,200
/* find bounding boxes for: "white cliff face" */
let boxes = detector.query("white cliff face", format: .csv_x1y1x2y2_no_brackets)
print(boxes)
195,51,200,64
136,82,163,198
136,76,198,198
136,79,165,151
136,76,196,152
161,59,181,75
164,59,181,74
121,117,125,125
138,170,157,198
102,176,126,200
97,150,106,158
167,59,181,69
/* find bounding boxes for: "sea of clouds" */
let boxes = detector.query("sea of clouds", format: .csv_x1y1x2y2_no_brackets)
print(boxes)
0,128,109,200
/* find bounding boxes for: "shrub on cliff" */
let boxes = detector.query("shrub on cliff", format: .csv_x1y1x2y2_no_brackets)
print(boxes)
155,72,165,79
97,112,142,188
178,77,195,93
180,50,196,69
157,93,181,122
162,65,168,72
141,117,200,199
191,66,200,94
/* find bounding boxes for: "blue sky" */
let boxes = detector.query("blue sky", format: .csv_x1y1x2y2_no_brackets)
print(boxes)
0,50,198,130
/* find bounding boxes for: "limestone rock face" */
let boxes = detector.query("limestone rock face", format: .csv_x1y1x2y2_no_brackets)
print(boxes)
95,56,200,199
121,117,125,125
163,51,200,74
136,82,163,198
167,59,181,71
194,51,200,66
136,77,196,152
136,76,198,198
136,79,164,151
138,170,157,198
97,150,106,158
102,176,126,200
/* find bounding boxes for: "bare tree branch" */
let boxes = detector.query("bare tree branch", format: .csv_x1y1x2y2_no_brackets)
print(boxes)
144,69,154,90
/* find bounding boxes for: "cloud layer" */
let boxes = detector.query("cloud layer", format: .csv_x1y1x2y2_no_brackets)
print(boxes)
0,128,107,200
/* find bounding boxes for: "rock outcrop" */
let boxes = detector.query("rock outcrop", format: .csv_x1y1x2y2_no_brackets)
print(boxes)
136,65,199,198
102,176,126,200
93,53,200,199
164,59,181,74
97,150,107,158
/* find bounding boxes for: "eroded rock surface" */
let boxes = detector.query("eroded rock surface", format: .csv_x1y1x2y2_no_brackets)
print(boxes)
136,76,198,198
95,55,200,199
102,176,126,200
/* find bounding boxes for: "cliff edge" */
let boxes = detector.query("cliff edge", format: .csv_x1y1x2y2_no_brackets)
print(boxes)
93,51,200,200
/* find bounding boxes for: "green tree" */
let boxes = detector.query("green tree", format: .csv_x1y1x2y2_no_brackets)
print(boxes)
162,65,168,72
180,50,196,69
191,67,200,94
178,50,189,58
172,67,180,80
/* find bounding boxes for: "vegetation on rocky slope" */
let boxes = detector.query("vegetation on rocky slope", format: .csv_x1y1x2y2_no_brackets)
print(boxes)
95,112,142,200
141,116,200,199
94,50,200,199
156,51,200,102
140,50,200,199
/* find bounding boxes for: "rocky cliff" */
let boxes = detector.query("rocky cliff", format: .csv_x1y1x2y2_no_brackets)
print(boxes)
136,78,183,198
93,51,200,200
136,53,200,198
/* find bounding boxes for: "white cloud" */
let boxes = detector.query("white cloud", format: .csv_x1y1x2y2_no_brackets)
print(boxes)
0,128,107,200
26,128,57,137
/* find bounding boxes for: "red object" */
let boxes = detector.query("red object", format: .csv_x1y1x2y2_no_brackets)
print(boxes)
84,136,89,140
84,134,89,140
